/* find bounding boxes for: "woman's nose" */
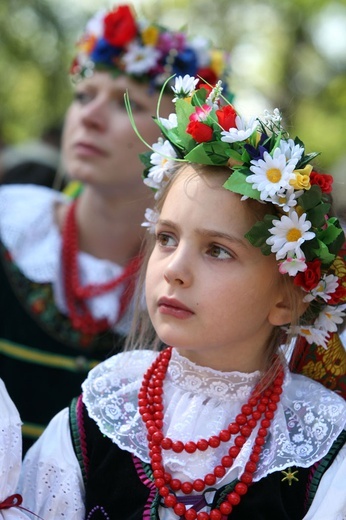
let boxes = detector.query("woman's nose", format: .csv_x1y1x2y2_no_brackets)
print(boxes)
81,97,109,130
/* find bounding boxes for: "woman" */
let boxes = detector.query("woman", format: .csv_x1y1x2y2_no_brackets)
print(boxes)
0,4,230,453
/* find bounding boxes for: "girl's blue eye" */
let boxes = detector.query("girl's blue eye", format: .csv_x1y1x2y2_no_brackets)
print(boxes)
208,245,232,259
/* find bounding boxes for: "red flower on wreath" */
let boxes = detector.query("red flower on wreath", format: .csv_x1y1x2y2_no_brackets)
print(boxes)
104,5,137,47
327,281,346,304
216,105,237,130
310,171,334,194
186,121,213,143
294,258,322,291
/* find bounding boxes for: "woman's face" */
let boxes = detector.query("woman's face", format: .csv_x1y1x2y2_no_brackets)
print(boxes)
146,166,292,372
62,72,172,195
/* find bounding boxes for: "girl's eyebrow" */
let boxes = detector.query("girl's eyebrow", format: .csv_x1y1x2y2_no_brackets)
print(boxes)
157,219,249,248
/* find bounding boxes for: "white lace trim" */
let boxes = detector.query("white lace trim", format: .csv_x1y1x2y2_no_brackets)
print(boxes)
0,184,131,333
83,348,346,484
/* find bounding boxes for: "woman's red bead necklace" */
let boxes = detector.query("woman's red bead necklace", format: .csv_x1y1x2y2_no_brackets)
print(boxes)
138,347,284,520
61,200,141,335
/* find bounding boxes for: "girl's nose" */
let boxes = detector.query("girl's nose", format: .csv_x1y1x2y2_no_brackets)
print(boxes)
163,248,192,287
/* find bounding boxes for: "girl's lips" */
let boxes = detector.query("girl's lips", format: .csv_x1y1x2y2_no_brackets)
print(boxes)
158,298,194,319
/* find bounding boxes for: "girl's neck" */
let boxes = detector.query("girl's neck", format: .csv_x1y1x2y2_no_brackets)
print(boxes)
56,186,150,265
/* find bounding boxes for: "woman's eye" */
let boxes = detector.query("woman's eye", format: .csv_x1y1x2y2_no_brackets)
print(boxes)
74,91,93,104
156,233,176,247
208,245,232,259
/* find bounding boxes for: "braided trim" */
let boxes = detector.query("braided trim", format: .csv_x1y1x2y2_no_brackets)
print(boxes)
305,429,346,511
131,454,159,520
69,395,89,487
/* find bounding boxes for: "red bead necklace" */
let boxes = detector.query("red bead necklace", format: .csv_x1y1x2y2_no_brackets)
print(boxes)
61,200,141,335
138,347,284,520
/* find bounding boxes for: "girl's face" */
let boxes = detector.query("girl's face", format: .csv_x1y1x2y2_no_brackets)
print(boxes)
62,72,172,196
146,166,292,372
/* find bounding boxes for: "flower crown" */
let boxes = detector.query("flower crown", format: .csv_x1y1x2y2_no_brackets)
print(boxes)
126,74,346,350
70,4,230,91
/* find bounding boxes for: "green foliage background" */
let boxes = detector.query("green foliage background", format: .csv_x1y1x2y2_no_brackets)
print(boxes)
1,0,346,171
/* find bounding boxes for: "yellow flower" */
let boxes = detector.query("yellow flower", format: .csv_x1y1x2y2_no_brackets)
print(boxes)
289,165,312,190
142,26,159,46
78,35,97,54
210,50,225,76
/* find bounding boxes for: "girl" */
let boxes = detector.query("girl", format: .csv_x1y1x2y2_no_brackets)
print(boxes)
18,76,346,518
0,5,229,453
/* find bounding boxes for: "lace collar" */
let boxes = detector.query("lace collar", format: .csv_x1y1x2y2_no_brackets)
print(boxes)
0,184,131,331
82,348,346,482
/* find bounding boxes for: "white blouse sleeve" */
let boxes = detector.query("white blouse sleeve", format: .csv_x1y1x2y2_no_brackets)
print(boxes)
303,443,346,520
0,379,31,520
17,408,85,520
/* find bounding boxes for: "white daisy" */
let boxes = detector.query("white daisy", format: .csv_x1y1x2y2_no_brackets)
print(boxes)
171,75,199,101
220,115,257,143
279,138,304,166
278,255,307,276
303,274,340,303
247,148,296,200
287,325,330,349
159,113,178,130
144,138,177,191
141,208,159,233
266,210,315,260
315,304,346,333
266,186,303,212
122,43,161,74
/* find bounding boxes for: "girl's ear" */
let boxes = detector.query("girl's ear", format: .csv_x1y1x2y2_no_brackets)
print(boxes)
268,286,309,327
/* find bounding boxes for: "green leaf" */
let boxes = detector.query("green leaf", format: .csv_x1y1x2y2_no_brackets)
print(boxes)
191,88,208,106
223,170,261,200
298,185,322,210
317,220,344,246
174,100,195,149
306,202,330,228
184,143,216,165
311,240,335,266
245,215,277,254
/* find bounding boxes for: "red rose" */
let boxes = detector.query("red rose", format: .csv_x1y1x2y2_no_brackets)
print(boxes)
186,121,213,143
216,105,237,130
196,67,218,87
310,171,334,194
328,281,346,304
104,5,137,47
294,259,322,291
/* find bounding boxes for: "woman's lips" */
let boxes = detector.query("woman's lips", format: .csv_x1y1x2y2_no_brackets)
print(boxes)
74,142,107,157
158,298,194,319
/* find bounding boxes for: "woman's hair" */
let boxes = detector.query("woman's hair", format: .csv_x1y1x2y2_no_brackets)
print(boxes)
124,163,313,380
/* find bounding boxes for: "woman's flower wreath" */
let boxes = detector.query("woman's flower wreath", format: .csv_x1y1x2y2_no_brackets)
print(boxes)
70,4,230,92
125,74,346,349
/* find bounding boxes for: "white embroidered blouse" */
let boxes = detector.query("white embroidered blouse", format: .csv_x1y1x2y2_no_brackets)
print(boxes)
18,349,346,519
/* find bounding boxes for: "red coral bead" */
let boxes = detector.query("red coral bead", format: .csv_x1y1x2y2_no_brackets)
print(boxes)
174,503,186,516
185,441,197,453
235,482,248,495
193,479,205,492
227,491,241,505
209,510,222,520
181,482,193,494
204,473,216,486
172,441,184,453
197,439,209,451
219,501,233,515
185,509,197,520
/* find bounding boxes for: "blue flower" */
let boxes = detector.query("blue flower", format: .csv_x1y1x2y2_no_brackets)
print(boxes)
90,38,122,67
172,47,198,77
